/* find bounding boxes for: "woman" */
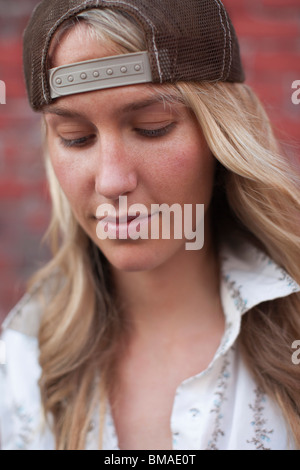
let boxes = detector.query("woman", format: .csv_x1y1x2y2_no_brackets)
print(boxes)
1,0,300,450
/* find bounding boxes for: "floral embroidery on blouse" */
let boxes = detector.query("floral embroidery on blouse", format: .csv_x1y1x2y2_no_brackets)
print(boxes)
215,321,234,358
257,255,299,293
275,267,300,292
222,275,248,314
15,404,36,450
206,354,231,450
247,387,274,450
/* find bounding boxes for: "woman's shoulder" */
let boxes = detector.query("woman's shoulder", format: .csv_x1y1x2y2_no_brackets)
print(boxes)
2,272,63,338
0,275,61,449
0,323,55,449
2,291,44,340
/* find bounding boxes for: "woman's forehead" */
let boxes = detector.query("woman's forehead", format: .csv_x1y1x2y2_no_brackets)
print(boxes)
50,22,119,69
43,84,184,121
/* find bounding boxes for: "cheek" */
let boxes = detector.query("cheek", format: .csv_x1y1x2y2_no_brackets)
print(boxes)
177,132,216,193
145,137,215,203
48,140,92,204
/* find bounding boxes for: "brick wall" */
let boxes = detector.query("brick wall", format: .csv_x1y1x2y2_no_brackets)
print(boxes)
0,0,50,323
226,0,300,154
0,0,299,322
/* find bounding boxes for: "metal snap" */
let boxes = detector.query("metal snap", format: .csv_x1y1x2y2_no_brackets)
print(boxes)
55,78,62,85
80,73,87,80
134,64,141,72
120,66,127,73
106,69,113,76
68,75,74,82
93,71,100,78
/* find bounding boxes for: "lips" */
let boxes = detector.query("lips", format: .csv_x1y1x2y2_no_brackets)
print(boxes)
97,213,147,224
96,211,158,240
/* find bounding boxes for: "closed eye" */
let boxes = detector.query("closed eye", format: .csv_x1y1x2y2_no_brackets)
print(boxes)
135,123,176,138
58,122,176,148
59,134,96,148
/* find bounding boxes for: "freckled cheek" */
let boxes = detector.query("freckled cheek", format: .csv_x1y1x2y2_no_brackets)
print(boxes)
147,145,194,177
147,143,214,199
48,149,91,205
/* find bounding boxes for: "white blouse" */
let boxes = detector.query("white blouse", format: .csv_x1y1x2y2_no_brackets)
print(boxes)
1,233,299,450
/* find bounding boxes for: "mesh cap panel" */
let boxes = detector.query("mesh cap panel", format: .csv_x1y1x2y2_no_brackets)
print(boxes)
23,0,245,111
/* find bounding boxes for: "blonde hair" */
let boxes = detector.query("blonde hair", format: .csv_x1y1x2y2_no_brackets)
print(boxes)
30,9,300,449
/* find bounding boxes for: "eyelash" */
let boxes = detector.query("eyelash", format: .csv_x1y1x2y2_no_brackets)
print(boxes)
60,135,95,148
59,123,175,149
135,123,175,139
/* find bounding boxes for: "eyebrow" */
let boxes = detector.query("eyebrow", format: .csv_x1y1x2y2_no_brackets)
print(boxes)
43,93,181,119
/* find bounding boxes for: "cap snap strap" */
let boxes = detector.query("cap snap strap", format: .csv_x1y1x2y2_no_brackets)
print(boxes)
48,51,153,99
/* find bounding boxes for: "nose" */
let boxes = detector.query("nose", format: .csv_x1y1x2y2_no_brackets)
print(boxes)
94,132,138,201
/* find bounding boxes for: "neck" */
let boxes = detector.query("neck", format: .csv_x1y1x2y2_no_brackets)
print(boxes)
112,233,222,342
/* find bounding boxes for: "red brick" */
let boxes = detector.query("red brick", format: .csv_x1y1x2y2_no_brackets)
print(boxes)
0,179,27,198
233,17,299,39
223,0,249,14
4,78,26,98
273,119,300,142
24,211,50,234
0,41,23,67
253,53,300,74
0,110,37,129
0,178,46,199
250,82,285,108
262,0,300,7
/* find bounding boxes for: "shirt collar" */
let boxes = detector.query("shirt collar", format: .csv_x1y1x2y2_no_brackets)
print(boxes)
211,231,300,363
220,231,300,317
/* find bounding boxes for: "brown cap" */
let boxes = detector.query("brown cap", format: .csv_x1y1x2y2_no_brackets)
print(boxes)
23,0,245,111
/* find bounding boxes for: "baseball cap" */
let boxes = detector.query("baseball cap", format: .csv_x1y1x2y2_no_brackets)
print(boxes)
23,0,245,111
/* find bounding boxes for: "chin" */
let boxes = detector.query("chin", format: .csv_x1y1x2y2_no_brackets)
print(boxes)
96,239,182,273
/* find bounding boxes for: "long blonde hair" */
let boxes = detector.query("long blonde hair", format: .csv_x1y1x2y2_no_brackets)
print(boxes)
30,9,300,449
